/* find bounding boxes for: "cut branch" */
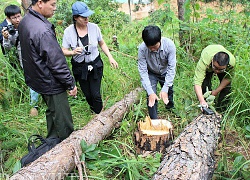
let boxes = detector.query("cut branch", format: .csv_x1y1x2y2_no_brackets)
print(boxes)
10,88,143,180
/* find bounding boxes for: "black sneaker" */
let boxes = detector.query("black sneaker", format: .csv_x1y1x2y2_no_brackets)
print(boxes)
165,101,174,109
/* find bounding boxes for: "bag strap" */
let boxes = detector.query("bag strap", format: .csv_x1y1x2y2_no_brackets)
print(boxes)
74,24,80,47
73,24,89,50
27,135,46,151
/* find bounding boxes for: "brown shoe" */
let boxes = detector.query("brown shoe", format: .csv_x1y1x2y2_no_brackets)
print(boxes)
30,107,38,117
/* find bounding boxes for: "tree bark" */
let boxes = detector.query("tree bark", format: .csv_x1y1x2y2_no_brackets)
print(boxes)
177,0,186,46
152,114,221,180
21,0,31,13
177,0,185,21
128,0,132,21
10,88,143,180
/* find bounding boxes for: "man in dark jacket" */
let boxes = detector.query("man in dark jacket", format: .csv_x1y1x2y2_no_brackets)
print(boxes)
18,0,77,140
0,18,8,54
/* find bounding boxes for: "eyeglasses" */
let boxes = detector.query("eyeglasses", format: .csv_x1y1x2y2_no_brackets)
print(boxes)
10,15,22,21
212,61,226,73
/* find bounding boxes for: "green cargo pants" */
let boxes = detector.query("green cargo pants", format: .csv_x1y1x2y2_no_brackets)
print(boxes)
42,91,74,140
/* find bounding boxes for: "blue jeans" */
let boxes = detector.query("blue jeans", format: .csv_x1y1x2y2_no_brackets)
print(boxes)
147,72,174,119
30,88,39,108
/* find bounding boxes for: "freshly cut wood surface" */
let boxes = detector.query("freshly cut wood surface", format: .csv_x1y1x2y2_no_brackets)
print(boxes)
135,116,174,153
141,130,169,136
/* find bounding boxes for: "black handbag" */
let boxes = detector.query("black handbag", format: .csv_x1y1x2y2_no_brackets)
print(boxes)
20,135,61,167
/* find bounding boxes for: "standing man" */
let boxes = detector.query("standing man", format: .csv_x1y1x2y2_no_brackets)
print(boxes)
138,25,177,119
111,35,119,50
18,0,77,140
193,44,236,111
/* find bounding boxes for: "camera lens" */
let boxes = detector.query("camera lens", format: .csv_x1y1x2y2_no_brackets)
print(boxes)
9,29,16,35
6,25,16,35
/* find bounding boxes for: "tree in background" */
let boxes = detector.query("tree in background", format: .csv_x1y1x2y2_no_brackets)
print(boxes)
177,0,186,46
21,0,31,13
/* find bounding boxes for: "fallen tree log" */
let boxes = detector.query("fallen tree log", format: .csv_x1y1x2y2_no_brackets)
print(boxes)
10,87,143,180
152,114,221,180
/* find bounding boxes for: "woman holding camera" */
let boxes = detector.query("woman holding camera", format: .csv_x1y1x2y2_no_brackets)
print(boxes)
62,1,118,114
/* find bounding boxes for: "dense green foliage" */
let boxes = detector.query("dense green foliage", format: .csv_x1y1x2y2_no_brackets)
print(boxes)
0,0,249,179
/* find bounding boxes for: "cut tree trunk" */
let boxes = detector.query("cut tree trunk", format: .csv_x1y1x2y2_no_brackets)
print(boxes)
135,116,174,154
10,88,143,180
152,114,221,180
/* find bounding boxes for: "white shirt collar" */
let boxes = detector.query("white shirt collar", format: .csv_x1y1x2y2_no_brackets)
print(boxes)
6,19,12,25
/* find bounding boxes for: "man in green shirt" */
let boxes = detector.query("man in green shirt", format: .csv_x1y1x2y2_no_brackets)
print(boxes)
193,45,236,111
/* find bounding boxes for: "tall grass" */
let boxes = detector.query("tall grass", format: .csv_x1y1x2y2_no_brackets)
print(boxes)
222,44,250,128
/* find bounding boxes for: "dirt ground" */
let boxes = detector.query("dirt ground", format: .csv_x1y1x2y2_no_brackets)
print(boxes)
220,130,250,160
118,0,243,20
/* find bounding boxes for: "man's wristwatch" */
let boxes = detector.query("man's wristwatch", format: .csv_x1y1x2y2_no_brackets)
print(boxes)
68,85,74,91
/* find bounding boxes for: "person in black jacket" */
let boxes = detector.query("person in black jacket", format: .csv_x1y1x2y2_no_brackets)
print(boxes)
0,10,8,54
18,0,77,140
1,5,22,65
0,19,7,54
0,5,19,55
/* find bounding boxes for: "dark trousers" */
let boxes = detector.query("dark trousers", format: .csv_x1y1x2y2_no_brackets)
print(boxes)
42,91,74,140
75,67,103,114
147,72,174,119
202,71,231,111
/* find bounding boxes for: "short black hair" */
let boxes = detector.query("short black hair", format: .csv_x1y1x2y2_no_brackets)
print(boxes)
213,52,230,66
4,5,21,18
31,0,50,5
142,25,161,47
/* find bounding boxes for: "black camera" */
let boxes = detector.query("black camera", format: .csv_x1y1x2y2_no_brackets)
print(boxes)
3,25,16,35
202,107,215,115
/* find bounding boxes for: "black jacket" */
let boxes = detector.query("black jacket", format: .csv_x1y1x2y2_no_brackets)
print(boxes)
18,8,75,95
0,19,8,54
